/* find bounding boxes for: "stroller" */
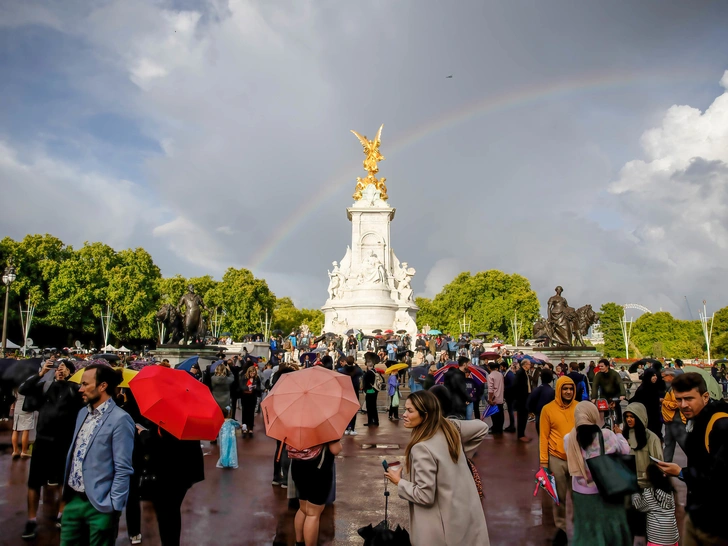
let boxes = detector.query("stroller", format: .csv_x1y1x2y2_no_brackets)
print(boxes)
358,461,411,546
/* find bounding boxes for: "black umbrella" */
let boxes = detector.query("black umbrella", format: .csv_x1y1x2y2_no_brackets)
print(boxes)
396,329,407,334
372,329,383,334
271,329,283,335
713,358,728,365
476,332,490,338
364,351,381,364
96,353,121,363
628,358,662,373
0,358,43,386
457,340,470,348
396,349,413,359
358,522,411,546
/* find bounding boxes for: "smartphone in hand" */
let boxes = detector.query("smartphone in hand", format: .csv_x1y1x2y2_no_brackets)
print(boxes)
382,459,389,471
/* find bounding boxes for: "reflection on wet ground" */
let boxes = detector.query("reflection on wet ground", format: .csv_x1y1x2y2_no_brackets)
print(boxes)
0,404,686,545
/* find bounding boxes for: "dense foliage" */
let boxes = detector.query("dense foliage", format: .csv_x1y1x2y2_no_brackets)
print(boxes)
0,234,323,346
416,270,540,340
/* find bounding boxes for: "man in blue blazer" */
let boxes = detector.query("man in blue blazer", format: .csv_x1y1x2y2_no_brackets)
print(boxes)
61,363,135,546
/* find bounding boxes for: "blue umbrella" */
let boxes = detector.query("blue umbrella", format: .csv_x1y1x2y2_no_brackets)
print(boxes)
427,329,442,335
176,355,199,372
209,359,225,372
482,403,500,418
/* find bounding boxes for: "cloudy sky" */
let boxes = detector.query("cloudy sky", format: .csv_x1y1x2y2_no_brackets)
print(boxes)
2,0,728,318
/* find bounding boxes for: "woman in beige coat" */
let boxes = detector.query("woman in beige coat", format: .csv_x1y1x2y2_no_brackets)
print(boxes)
384,390,490,546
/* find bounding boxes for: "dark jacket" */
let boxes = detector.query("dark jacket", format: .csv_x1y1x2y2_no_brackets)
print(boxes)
591,368,626,399
681,400,728,538
526,384,555,417
423,374,436,391
18,374,83,442
362,369,377,392
566,371,589,400
141,426,204,490
240,375,262,396
339,364,363,392
630,368,663,439
514,368,531,409
443,367,471,418
271,366,294,387
504,370,517,400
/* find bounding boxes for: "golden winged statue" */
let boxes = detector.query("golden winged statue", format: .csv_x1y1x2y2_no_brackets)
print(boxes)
351,124,388,201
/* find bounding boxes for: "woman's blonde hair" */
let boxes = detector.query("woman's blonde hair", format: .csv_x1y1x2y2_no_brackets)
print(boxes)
404,390,460,470
214,365,228,376
245,366,257,379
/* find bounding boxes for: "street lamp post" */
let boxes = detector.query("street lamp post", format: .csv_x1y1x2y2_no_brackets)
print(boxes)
1,260,17,354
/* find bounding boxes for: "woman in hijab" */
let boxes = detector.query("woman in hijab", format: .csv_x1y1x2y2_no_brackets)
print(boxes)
565,401,631,546
629,368,663,440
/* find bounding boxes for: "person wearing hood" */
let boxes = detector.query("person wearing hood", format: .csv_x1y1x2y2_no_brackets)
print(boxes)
538,376,576,546
613,402,663,542
630,368,663,441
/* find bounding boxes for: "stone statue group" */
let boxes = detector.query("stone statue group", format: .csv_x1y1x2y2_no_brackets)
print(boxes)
155,285,208,345
327,251,415,304
533,286,599,347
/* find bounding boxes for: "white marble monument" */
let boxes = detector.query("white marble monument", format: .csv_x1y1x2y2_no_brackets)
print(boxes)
322,125,418,336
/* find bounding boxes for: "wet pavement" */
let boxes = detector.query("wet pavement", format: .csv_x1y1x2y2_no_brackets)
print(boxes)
0,403,687,546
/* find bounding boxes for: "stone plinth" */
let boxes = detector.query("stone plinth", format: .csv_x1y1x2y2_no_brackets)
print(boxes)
322,184,418,338
537,346,602,363
151,346,221,369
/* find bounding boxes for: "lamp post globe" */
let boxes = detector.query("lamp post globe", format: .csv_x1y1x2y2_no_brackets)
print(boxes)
1,262,17,354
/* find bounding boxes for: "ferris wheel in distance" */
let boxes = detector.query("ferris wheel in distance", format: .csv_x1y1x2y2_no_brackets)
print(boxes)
623,303,652,314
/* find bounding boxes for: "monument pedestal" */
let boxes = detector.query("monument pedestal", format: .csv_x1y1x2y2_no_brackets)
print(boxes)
151,346,222,369
322,163,418,338
538,346,602,362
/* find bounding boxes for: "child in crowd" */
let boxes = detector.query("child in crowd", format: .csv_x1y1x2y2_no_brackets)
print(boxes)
631,464,679,546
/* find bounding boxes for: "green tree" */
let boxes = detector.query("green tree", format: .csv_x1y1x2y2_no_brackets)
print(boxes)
46,242,120,334
599,302,625,358
631,311,705,359
0,234,73,325
106,248,161,340
272,297,325,335
415,270,540,339
157,275,188,306
206,268,276,338
711,306,728,358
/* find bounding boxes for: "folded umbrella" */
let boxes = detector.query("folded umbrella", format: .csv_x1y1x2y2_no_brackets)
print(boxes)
261,366,359,450
129,366,224,441
482,403,500,418
534,467,559,505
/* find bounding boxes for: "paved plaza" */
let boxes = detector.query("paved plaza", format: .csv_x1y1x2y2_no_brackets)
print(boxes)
0,406,687,546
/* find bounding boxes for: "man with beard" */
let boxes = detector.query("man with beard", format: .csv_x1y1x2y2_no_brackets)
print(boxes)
19,358,83,540
61,364,134,546
539,376,576,546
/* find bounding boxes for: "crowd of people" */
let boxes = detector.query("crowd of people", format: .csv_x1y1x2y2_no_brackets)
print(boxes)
2,340,728,546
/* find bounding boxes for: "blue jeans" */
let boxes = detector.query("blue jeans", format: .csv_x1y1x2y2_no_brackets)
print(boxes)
465,402,474,420
410,382,423,393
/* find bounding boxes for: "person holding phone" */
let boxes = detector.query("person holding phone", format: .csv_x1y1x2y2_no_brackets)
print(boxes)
18,359,82,540
384,390,489,546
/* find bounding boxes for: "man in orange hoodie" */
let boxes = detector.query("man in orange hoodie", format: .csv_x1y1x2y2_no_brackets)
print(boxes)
539,376,576,546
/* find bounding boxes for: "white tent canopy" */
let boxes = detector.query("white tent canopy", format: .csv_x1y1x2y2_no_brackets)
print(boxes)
4,339,21,349
117,346,131,353
101,344,117,352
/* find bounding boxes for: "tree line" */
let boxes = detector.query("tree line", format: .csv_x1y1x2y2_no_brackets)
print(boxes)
0,234,324,348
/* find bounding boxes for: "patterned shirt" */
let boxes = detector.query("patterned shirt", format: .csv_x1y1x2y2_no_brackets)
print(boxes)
68,398,112,492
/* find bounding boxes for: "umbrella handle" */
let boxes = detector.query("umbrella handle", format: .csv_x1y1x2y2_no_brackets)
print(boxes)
276,438,286,463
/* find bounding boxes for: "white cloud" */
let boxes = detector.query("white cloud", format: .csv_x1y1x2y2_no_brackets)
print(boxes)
0,140,157,249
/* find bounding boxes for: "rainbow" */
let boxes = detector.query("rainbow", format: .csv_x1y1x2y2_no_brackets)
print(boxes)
249,68,709,270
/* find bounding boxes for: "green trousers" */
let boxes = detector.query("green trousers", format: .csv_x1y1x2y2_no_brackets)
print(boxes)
60,495,118,546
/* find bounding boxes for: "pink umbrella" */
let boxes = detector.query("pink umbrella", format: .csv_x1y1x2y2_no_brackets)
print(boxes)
261,367,360,450
530,352,551,363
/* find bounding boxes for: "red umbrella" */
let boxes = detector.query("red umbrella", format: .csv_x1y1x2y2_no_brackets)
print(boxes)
480,351,501,361
491,343,504,348
261,367,359,450
434,364,487,385
129,366,224,441
384,329,394,334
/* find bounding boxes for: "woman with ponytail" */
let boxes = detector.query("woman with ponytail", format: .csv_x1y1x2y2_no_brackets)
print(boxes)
384,390,490,545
